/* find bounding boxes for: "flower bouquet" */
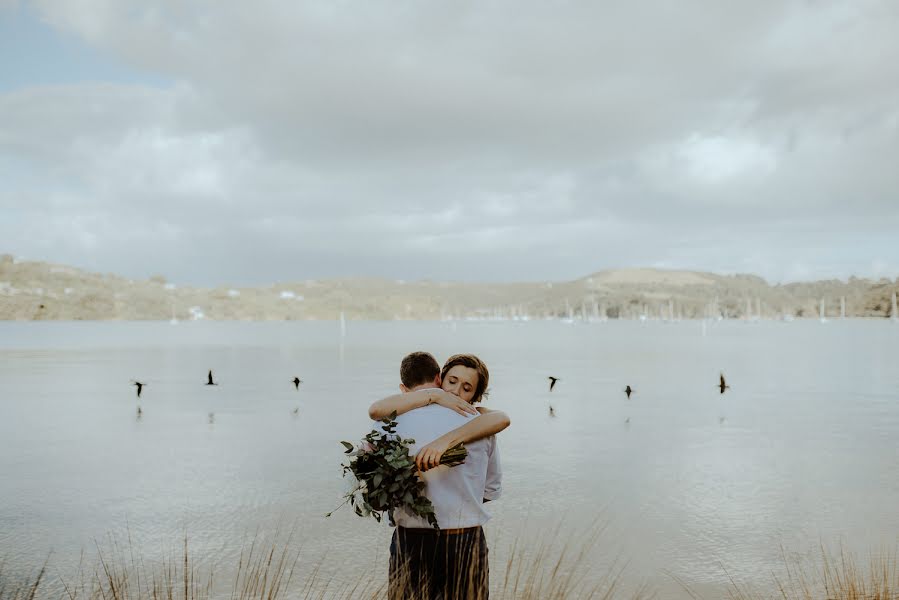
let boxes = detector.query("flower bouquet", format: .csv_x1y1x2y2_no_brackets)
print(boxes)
327,412,467,529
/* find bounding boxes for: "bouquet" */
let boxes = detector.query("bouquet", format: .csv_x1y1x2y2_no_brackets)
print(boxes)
326,412,467,529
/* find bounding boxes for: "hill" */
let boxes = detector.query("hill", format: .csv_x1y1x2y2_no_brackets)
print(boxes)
1,253,897,321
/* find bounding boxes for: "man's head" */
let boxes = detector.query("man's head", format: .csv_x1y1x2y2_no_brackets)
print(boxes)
399,351,441,392
440,354,489,404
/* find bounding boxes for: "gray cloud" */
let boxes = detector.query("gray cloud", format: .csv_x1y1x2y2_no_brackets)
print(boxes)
2,0,898,285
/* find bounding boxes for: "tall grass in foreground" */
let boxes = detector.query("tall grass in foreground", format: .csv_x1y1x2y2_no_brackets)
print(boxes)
1,526,636,600
2,536,897,599
0,532,297,600
721,544,898,600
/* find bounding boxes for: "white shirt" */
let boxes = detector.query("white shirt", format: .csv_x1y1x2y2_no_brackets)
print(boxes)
385,404,502,529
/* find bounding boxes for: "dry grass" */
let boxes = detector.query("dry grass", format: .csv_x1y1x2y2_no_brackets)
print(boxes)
0,556,48,600
6,532,896,600
723,544,899,600
0,531,300,600
0,524,649,600
492,521,648,600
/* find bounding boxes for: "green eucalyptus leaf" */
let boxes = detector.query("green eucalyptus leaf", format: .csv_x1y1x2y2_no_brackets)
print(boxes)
337,421,441,528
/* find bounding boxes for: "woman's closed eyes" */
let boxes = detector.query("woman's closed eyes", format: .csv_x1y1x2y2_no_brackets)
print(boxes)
448,376,472,393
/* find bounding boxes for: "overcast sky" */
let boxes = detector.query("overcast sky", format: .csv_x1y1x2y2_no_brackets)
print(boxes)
1,0,897,285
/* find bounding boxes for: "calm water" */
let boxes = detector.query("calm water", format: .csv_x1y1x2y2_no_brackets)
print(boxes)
1,320,897,598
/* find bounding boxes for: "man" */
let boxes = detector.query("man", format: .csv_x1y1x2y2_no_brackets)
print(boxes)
371,352,503,600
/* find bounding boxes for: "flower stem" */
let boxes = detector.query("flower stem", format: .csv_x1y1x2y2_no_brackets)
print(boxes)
439,443,468,467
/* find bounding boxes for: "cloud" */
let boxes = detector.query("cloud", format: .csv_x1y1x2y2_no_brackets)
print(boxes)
676,134,779,184
1,0,898,284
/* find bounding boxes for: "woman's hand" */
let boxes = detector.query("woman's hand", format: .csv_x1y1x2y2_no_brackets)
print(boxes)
415,436,452,472
430,390,479,417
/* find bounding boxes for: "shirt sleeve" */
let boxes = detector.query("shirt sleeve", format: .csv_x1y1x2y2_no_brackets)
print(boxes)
483,436,502,501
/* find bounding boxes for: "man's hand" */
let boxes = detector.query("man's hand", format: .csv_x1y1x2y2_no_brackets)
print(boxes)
430,390,479,417
415,435,452,471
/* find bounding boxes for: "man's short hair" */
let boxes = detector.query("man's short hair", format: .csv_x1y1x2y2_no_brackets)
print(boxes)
441,354,490,404
400,351,441,389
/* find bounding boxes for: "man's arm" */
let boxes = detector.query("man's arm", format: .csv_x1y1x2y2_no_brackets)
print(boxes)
414,410,511,471
368,389,479,420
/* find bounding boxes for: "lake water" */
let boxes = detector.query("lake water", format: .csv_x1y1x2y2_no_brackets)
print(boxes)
1,320,897,598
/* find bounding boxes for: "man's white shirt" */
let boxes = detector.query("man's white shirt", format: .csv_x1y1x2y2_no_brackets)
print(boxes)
383,403,502,529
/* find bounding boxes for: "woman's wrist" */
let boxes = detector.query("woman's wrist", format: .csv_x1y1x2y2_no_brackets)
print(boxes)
440,432,460,449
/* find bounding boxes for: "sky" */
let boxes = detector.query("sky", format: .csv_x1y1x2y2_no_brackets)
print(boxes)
1,0,897,286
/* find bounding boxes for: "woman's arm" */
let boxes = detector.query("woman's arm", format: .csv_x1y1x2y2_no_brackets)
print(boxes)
415,410,511,471
368,389,479,420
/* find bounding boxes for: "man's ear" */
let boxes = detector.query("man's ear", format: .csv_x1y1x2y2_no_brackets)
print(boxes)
399,384,409,393
433,375,442,388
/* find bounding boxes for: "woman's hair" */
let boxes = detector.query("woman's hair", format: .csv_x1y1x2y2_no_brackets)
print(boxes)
441,353,489,404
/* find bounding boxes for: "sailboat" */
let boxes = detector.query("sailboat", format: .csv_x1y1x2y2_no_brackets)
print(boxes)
819,298,828,323
840,296,846,319
169,300,178,325
340,311,347,337
562,299,574,324
892,292,898,322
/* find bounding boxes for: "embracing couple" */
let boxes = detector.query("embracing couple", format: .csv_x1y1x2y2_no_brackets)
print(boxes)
368,352,511,600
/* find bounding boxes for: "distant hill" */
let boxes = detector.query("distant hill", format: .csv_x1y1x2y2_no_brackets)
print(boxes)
1,253,897,321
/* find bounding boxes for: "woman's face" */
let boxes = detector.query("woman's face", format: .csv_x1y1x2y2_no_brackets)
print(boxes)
441,365,479,403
